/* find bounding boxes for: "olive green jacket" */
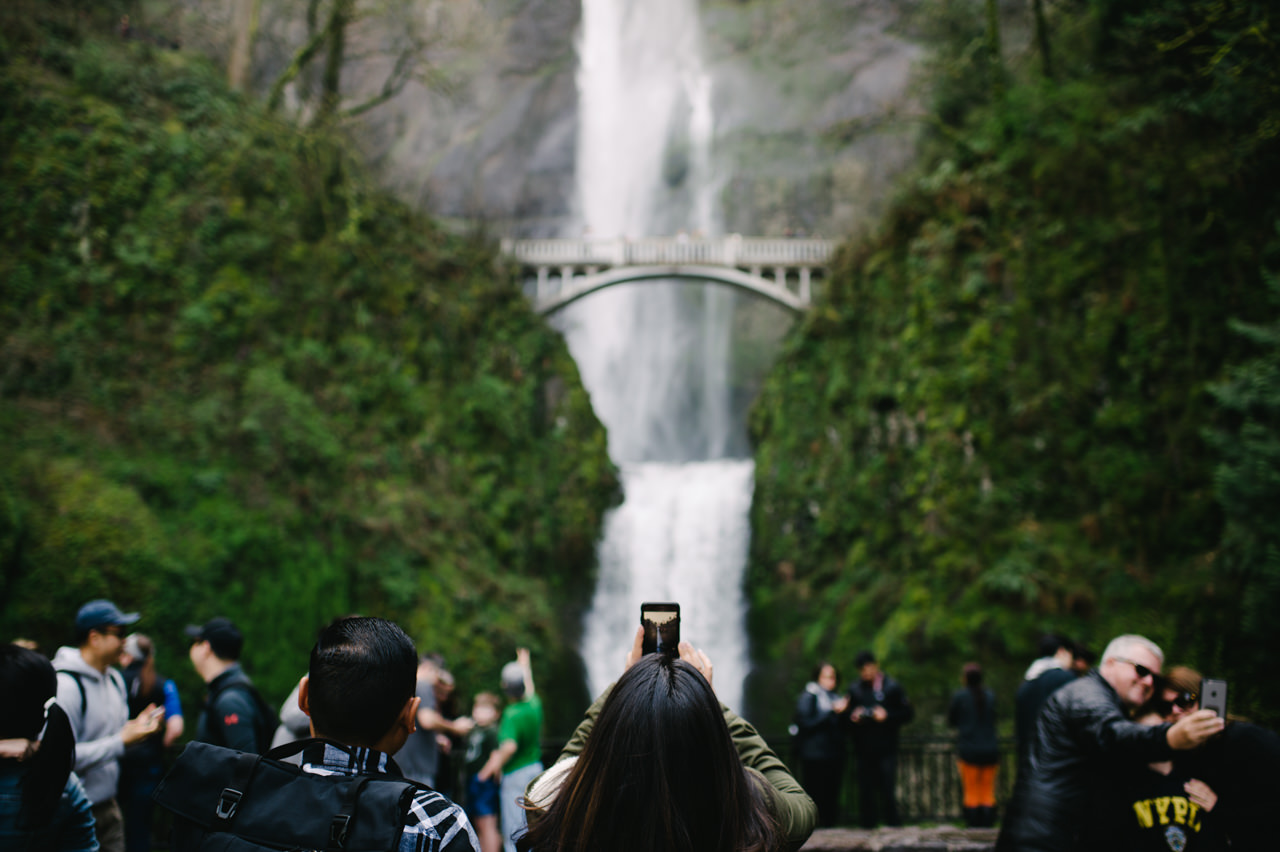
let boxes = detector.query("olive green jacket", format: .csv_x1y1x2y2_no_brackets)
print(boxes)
526,685,817,852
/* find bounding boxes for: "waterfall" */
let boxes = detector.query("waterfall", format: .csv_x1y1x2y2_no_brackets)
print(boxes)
555,0,752,711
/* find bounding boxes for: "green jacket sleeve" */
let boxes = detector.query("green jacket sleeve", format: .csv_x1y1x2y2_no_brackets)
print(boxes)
724,702,817,852
548,684,817,851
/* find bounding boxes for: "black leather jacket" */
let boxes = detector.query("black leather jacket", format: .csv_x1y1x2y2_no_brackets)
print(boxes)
999,670,1173,851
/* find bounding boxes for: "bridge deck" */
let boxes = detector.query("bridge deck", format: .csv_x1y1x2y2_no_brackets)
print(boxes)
501,236,837,313
502,236,836,269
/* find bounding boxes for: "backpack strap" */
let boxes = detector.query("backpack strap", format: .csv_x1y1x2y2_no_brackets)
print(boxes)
214,750,262,824
327,773,376,850
209,675,278,751
55,669,88,717
56,667,134,720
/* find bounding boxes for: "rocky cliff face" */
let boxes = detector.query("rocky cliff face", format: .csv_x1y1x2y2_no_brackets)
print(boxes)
176,0,926,238
353,0,585,236
701,0,925,237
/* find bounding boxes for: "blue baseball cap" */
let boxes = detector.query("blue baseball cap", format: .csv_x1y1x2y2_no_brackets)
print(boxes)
75,599,141,633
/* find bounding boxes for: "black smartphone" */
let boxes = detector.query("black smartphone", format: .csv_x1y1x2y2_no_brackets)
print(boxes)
640,602,680,656
1200,678,1228,719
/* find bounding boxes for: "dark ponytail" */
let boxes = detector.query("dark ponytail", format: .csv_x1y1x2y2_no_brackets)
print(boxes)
963,662,986,718
1,644,76,828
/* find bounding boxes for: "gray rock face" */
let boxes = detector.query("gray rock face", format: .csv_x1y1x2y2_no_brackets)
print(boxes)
350,0,584,236
700,0,925,237
177,0,925,238
347,0,925,238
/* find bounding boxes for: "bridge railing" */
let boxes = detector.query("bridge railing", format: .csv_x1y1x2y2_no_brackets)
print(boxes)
501,236,837,269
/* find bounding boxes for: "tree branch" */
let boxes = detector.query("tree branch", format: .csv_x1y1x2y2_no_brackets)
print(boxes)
342,45,416,119
267,5,336,112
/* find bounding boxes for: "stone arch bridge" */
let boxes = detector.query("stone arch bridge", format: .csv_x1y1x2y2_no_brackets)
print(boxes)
500,236,837,314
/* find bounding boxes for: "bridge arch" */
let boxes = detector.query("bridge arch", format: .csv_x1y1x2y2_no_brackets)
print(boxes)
535,264,807,315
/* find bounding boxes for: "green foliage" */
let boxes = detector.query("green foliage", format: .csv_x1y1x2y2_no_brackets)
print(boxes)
747,0,1279,730
0,8,618,734
1204,246,1280,715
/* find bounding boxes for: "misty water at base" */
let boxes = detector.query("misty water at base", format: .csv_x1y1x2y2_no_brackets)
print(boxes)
555,0,754,711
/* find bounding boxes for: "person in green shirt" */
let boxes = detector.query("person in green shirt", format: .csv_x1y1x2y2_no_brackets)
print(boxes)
478,648,542,852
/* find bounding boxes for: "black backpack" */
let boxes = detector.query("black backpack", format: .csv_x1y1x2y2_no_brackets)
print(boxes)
152,739,428,851
205,673,279,754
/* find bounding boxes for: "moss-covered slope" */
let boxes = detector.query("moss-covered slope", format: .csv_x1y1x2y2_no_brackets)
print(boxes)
746,0,1279,729
0,6,618,729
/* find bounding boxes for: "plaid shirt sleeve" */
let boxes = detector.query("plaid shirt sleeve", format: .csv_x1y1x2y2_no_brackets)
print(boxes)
400,788,481,852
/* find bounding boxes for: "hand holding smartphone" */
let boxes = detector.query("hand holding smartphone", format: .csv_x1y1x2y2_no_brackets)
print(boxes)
1200,678,1228,719
640,602,680,657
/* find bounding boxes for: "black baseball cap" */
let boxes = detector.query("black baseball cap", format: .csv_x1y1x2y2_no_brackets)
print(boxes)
185,617,244,660
75,599,140,633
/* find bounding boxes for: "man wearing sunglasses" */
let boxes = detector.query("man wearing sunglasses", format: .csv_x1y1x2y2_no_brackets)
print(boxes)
997,634,1224,852
52,599,164,852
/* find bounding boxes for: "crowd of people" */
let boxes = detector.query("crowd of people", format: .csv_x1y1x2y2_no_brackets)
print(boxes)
8,598,1280,852
790,632,1280,848
1,598,816,852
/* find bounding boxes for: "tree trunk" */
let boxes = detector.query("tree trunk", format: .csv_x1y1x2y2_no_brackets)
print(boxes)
1032,0,1054,79
315,0,355,125
985,0,1005,98
227,0,261,92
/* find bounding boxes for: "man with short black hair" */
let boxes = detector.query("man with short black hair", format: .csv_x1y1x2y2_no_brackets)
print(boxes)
997,634,1225,851
298,616,480,852
53,599,162,852
1014,633,1077,776
187,617,272,753
843,650,913,828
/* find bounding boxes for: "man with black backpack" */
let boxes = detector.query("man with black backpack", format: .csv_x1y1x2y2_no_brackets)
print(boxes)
155,616,480,852
186,617,275,753
52,599,163,852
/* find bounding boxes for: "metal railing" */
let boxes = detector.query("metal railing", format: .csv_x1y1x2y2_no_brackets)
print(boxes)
889,736,1017,823
501,237,837,270
530,734,1016,826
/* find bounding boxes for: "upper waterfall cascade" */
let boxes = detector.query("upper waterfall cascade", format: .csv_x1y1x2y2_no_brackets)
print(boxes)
555,0,758,712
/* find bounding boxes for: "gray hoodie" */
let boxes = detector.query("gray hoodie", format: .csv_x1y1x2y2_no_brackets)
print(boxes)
52,645,129,805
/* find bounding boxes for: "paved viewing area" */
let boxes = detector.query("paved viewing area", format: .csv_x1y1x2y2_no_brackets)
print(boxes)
501,235,837,313
802,826,997,851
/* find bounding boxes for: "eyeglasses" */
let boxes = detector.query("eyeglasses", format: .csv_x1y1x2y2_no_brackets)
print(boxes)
1114,657,1157,681
1171,690,1198,709
103,626,124,638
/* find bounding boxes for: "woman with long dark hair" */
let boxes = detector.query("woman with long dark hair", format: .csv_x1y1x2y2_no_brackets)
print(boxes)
947,662,999,828
0,642,99,850
520,629,816,852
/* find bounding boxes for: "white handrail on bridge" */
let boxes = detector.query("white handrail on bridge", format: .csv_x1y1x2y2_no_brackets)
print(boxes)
500,236,837,269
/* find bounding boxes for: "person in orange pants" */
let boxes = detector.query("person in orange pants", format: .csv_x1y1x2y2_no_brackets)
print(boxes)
948,663,999,827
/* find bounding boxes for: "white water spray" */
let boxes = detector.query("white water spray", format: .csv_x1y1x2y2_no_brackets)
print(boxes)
557,0,752,711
